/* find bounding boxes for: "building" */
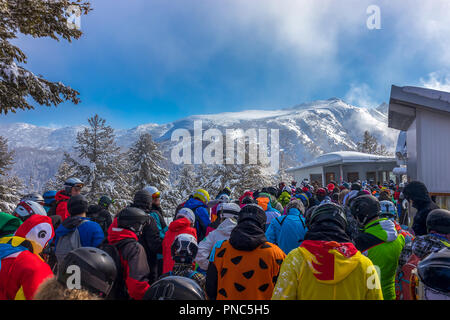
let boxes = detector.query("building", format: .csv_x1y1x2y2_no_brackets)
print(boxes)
388,85,450,209
286,151,397,187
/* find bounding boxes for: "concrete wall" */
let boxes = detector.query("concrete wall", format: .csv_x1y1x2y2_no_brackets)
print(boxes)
407,118,418,181
416,109,450,193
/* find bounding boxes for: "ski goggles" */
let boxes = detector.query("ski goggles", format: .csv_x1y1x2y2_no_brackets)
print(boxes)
72,183,84,190
152,191,161,200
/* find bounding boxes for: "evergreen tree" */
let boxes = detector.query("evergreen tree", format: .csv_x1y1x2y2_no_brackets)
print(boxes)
128,133,169,193
66,114,133,212
0,0,91,114
0,175,25,213
0,136,24,213
0,136,13,175
176,164,196,200
357,130,392,156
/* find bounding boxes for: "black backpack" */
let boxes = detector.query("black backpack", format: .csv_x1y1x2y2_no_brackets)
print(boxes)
98,238,136,300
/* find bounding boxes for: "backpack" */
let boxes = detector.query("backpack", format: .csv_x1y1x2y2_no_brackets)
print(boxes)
187,205,208,242
395,253,420,300
54,219,87,267
98,238,136,300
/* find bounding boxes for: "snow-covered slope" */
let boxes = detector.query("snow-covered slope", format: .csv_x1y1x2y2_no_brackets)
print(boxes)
0,98,399,190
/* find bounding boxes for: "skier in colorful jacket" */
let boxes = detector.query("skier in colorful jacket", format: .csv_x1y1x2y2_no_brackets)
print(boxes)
206,204,286,300
272,202,383,300
106,208,152,300
351,195,405,300
266,199,307,255
183,189,211,242
0,215,55,300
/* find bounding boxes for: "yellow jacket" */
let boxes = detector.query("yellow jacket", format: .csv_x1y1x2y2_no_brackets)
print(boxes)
272,240,383,300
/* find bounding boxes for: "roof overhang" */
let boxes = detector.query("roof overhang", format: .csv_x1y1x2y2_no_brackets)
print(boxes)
389,85,450,131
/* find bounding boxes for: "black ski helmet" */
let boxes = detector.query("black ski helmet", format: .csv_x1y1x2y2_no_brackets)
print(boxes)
426,209,450,234
307,202,347,229
171,233,198,264
350,195,381,226
417,248,450,295
57,247,117,298
144,276,206,300
117,207,149,235
99,195,114,209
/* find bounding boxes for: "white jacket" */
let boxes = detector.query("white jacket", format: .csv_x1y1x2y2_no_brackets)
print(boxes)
195,218,237,270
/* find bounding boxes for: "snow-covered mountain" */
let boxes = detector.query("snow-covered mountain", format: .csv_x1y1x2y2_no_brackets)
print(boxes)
0,98,400,191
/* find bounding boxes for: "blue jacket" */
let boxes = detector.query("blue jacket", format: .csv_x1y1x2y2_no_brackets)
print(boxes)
265,208,308,255
183,198,211,241
54,216,104,248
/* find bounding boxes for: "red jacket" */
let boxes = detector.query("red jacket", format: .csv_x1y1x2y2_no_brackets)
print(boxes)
55,190,70,222
107,218,150,300
0,215,55,300
0,247,53,300
162,217,197,274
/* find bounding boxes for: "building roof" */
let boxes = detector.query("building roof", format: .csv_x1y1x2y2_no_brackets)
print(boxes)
286,151,396,172
389,85,450,131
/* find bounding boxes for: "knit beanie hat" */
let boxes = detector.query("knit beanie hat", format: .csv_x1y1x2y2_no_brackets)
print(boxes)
67,194,89,216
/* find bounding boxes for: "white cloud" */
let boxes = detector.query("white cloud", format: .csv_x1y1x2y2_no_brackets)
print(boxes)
344,83,378,109
420,71,450,92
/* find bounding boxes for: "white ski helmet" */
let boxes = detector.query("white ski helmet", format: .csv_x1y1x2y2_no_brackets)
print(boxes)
22,193,45,205
13,200,47,222
144,186,159,197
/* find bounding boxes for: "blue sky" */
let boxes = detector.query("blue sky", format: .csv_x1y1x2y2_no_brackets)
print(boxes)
1,0,449,129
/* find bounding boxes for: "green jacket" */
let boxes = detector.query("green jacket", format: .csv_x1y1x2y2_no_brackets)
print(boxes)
355,218,405,300
0,212,22,238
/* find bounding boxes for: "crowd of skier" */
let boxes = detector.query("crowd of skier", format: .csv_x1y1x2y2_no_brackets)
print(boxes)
0,177,449,300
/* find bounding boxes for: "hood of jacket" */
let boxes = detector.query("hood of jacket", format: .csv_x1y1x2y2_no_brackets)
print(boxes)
286,199,305,215
107,217,138,244
184,197,207,210
229,220,267,251
403,181,432,205
364,218,398,243
55,190,70,202
215,218,237,237
55,216,88,239
9,215,54,254
168,217,193,233
299,240,360,284
0,212,22,238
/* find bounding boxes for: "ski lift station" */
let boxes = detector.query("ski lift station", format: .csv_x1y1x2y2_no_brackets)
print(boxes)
285,151,397,187
388,85,450,209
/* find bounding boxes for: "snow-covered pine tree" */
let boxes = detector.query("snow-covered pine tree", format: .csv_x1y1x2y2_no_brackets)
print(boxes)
66,114,133,212
0,0,92,114
0,136,24,213
0,175,25,214
52,153,77,189
0,136,13,175
175,164,197,201
128,133,169,193
357,130,392,156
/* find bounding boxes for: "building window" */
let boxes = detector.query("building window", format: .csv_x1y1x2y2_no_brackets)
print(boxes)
310,174,323,187
326,172,336,185
366,172,376,182
347,172,359,183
